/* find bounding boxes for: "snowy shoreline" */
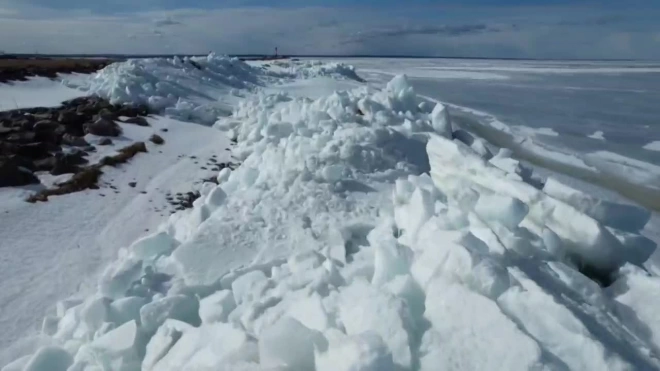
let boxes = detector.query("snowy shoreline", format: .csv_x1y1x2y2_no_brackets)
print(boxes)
2,57,660,371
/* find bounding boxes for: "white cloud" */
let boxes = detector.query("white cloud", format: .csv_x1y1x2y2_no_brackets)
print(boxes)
0,6,658,59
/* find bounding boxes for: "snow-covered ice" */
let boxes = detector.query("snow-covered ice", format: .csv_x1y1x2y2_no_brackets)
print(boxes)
2,56,660,371
643,141,660,152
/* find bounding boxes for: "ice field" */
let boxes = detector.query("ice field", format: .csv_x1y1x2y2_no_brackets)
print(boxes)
1,56,660,370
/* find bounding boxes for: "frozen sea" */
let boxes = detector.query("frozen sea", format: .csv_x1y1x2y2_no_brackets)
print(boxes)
347,59,660,158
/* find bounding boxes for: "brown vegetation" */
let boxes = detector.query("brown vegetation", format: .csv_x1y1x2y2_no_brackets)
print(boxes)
0,58,116,83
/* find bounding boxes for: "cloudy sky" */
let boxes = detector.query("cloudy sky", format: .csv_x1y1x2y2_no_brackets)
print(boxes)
0,0,659,59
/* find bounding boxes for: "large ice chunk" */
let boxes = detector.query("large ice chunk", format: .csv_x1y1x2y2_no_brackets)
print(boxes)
199,290,237,324
259,317,327,370
143,319,194,370
152,322,256,370
23,346,73,371
286,292,329,332
99,256,143,299
80,296,111,333
90,320,138,354
231,270,269,305
429,102,452,139
421,277,544,370
610,265,660,357
544,177,651,232
109,296,148,326
338,280,413,369
394,187,434,246
474,193,528,230
315,332,395,371
140,295,201,332
130,231,180,260
499,269,631,370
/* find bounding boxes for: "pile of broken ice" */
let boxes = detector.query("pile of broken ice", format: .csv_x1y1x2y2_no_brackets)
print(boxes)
7,73,660,371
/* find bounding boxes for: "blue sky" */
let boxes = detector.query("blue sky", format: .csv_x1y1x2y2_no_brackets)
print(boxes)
1,0,659,59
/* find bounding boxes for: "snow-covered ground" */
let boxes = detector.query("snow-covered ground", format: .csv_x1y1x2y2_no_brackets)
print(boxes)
1,56,660,371
0,75,88,110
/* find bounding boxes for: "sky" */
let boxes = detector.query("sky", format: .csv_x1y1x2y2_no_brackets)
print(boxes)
0,0,659,59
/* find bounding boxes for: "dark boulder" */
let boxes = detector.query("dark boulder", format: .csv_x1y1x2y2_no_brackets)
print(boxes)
34,157,57,171
96,108,117,121
50,151,88,175
122,116,149,127
6,131,36,143
149,134,165,145
62,134,89,147
58,110,87,131
0,157,40,187
16,142,52,159
98,138,113,146
85,118,122,137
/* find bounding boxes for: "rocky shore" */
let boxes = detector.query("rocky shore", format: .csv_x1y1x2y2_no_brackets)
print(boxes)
0,96,152,191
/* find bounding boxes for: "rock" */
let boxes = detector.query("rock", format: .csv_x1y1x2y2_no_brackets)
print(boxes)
50,151,88,175
96,108,117,121
122,116,149,127
16,142,52,159
34,121,65,143
161,128,168,132
58,111,87,135
128,182,137,188
85,118,122,137
16,118,35,130
6,131,36,143
50,159,79,175
98,138,113,146
0,157,40,187
34,157,57,171
149,134,164,145
34,120,60,132
62,134,89,147
7,155,36,171
117,104,150,118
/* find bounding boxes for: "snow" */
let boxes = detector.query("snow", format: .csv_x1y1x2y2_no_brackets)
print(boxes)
3,56,660,371
516,126,560,137
644,141,660,151
0,115,230,356
589,130,606,140
0,76,87,110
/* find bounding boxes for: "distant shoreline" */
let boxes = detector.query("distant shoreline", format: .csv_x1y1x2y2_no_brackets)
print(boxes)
0,53,651,63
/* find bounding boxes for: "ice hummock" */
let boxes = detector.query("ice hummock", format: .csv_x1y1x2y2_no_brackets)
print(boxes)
9,69,660,371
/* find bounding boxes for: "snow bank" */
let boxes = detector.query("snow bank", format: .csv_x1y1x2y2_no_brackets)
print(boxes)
11,73,660,370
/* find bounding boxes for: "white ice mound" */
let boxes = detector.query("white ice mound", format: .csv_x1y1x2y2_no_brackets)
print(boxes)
63,54,271,125
280,60,365,82
426,134,654,273
16,74,660,371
